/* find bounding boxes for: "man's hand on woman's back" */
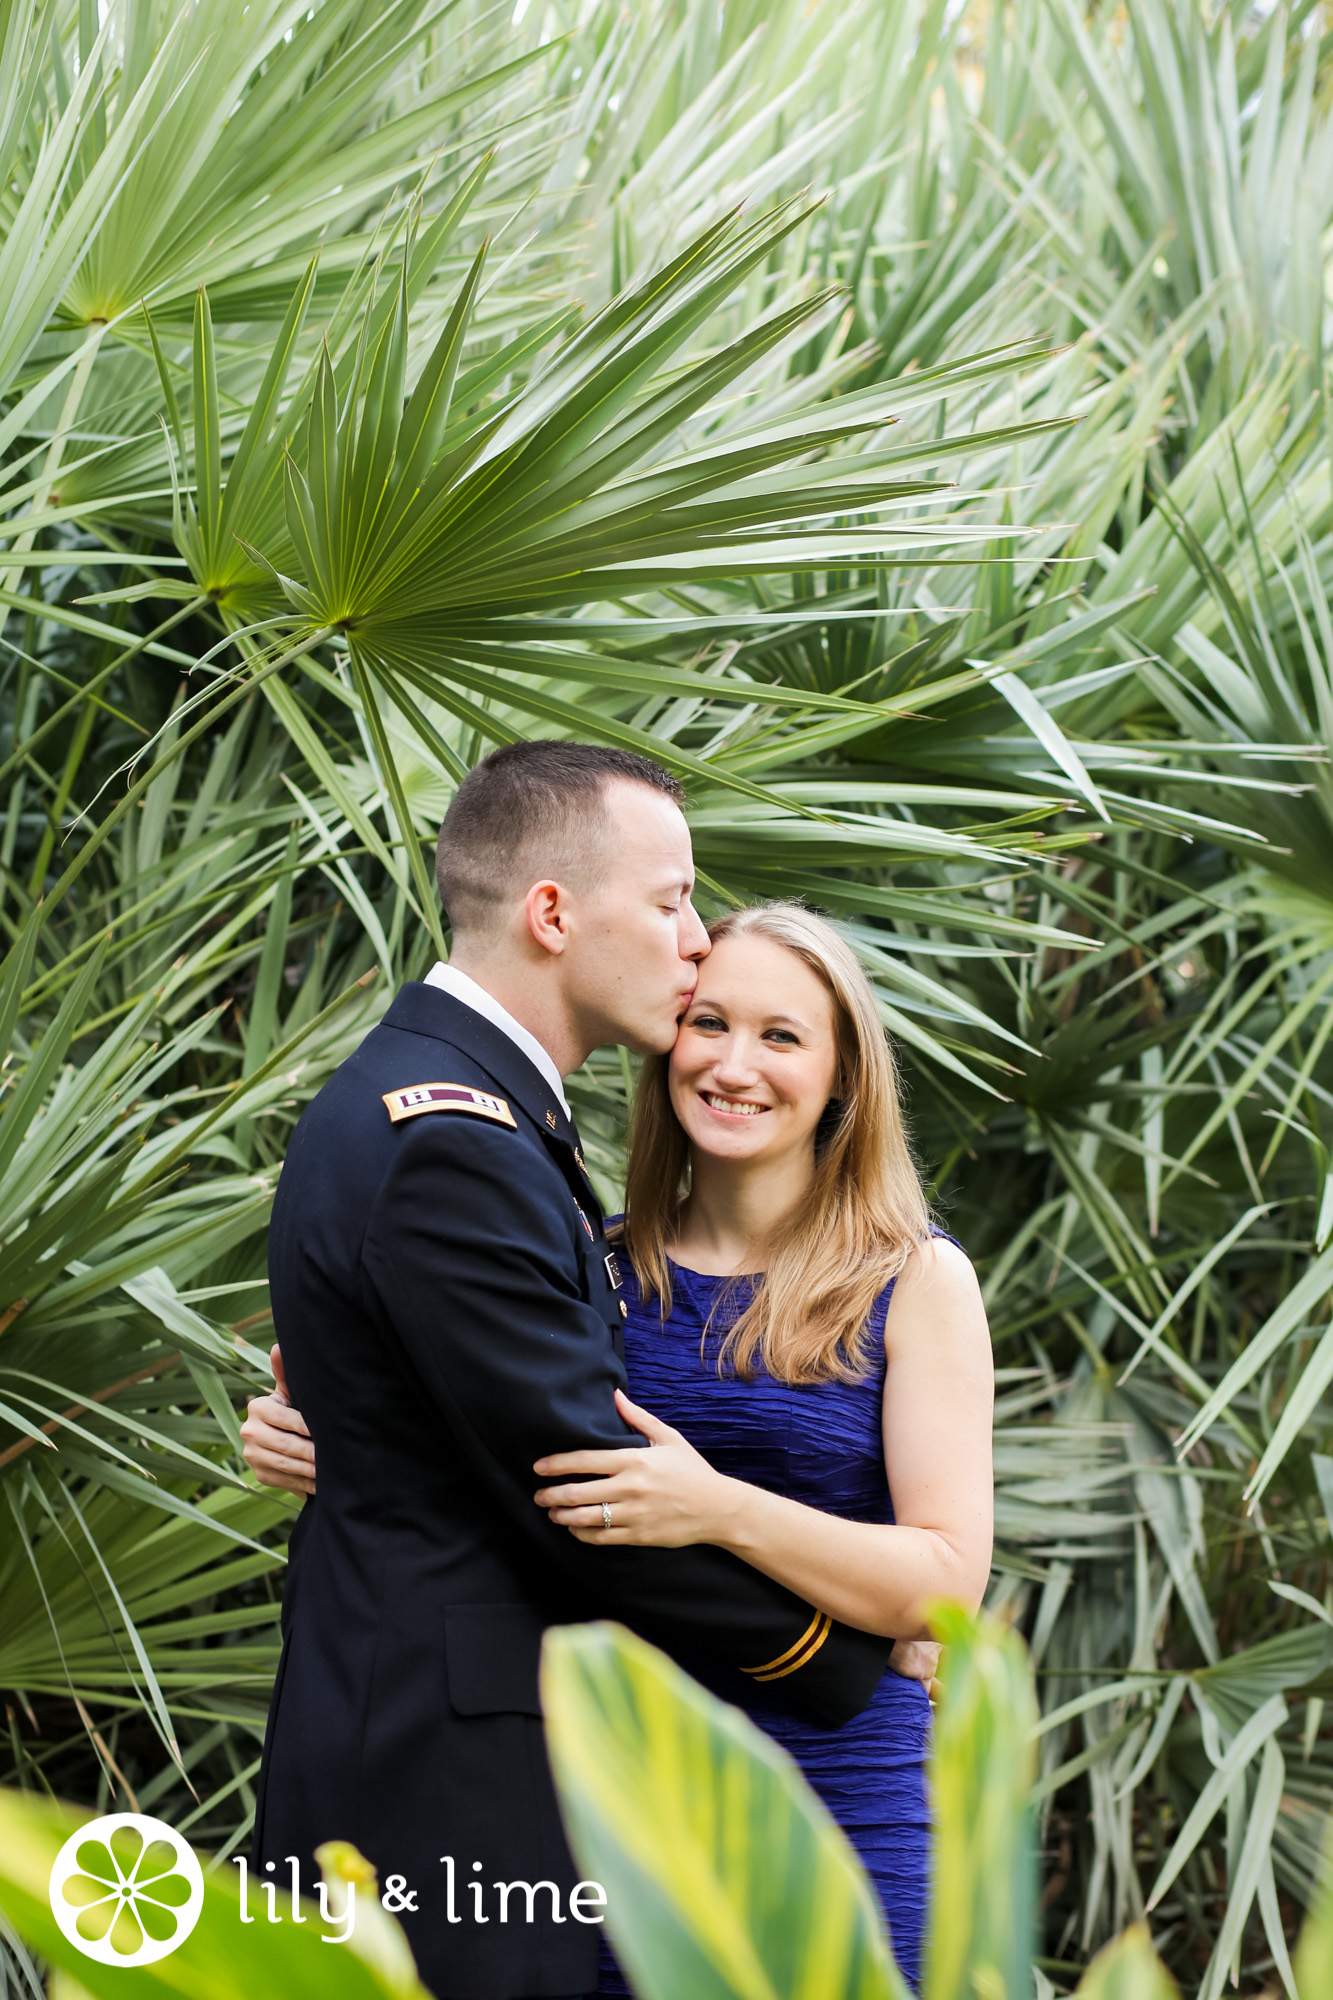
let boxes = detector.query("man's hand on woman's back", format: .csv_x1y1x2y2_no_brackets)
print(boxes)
887,1637,942,1696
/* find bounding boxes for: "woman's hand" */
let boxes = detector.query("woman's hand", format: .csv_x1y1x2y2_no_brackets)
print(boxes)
533,1389,740,1547
241,1344,316,1498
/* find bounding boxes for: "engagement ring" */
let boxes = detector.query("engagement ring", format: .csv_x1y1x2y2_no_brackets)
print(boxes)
601,1502,613,1528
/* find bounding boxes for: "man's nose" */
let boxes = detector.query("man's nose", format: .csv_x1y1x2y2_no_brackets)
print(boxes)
679,900,710,962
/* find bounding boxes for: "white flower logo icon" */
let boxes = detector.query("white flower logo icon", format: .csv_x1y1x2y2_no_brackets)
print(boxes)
49,1812,204,1966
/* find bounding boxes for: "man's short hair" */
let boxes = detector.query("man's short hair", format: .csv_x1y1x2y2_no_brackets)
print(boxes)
436,741,686,935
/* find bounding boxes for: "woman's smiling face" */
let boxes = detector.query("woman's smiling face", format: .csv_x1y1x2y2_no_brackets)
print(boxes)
668,933,840,1165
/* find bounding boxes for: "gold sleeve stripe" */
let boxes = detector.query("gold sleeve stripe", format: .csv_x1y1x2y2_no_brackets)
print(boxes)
739,1610,827,1680
749,1613,833,1683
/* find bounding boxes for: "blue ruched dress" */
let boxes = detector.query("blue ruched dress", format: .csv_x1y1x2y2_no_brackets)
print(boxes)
595,1254,932,1995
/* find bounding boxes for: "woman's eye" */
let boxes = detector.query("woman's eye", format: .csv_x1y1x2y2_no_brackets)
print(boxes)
691,1014,726,1032
764,1029,798,1046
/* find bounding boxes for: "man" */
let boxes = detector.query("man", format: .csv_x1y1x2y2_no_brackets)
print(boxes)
249,743,891,2000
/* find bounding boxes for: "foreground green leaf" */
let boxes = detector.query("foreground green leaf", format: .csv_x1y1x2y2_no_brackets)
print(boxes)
541,1619,906,2000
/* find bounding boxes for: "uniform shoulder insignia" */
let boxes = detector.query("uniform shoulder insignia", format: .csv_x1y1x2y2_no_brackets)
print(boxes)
382,1083,516,1128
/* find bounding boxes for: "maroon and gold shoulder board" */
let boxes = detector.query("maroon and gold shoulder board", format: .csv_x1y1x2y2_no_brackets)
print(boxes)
382,1083,516,1129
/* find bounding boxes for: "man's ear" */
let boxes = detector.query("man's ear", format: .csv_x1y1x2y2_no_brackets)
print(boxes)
523,878,570,957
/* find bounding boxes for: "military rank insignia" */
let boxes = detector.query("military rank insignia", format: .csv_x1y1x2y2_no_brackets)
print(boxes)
382,1083,516,1128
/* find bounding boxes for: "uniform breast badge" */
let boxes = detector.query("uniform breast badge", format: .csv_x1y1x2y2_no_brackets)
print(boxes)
382,1083,516,1128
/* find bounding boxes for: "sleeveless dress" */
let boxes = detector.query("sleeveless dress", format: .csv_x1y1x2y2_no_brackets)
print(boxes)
595,1252,933,1996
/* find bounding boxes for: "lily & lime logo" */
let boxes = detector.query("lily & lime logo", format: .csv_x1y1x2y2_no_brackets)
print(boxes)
49,1811,204,1965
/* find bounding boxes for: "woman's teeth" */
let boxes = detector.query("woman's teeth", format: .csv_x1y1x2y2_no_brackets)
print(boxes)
703,1093,766,1116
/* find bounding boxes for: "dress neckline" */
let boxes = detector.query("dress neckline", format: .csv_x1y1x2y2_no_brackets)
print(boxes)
665,1253,763,1285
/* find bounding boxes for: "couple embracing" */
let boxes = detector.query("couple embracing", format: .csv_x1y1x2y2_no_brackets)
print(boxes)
243,741,994,2000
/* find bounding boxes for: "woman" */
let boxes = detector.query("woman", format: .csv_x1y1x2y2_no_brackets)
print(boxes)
243,902,994,1992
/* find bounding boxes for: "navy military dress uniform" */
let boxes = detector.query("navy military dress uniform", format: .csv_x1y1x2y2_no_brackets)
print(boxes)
252,982,888,2000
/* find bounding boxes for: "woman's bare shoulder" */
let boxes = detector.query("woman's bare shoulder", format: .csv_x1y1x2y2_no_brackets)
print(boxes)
882,1234,987,1358
894,1232,979,1296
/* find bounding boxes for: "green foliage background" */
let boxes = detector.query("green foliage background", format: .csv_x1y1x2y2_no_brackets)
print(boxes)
0,1,1331,1993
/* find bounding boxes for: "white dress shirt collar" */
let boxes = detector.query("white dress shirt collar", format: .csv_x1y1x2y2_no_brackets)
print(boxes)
423,961,571,1118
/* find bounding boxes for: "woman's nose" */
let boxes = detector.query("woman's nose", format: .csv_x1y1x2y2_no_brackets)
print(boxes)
710,1040,760,1086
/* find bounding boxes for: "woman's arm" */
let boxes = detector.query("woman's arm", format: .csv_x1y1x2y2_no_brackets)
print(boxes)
534,1238,993,1640
241,1345,316,1497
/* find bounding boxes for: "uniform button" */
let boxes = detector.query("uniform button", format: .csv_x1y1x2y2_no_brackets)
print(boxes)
619,1302,628,1319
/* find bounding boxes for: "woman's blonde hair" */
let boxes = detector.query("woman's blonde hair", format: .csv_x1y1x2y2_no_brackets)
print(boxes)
620,901,931,1384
